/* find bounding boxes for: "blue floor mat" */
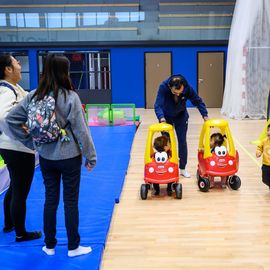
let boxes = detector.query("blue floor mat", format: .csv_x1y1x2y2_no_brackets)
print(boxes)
0,244,104,270
0,125,136,269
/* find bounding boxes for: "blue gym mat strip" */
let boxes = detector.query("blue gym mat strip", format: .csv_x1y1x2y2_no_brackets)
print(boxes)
0,125,136,270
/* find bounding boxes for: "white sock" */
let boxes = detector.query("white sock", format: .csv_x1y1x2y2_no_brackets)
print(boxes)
68,246,92,257
42,246,55,256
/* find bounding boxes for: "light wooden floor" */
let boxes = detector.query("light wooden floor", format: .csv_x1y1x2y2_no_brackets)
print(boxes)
101,108,270,270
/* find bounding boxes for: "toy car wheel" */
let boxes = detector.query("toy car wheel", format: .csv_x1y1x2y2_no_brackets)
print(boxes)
175,183,182,199
198,177,210,192
228,175,241,190
140,184,148,200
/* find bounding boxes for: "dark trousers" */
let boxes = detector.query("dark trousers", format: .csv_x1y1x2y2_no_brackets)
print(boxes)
262,164,270,187
153,183,172,192
39,155,82,250
165,112,188,169
0,149,35,236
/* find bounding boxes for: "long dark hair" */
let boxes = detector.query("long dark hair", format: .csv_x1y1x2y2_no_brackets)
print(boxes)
33,54,74,101
0,53,12,80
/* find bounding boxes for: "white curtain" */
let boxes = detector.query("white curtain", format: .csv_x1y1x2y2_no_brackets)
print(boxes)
221,0,270,119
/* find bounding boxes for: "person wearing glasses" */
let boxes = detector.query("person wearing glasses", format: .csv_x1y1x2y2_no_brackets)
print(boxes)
154,74,209,178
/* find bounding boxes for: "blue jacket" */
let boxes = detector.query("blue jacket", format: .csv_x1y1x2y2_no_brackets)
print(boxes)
154,74,208,120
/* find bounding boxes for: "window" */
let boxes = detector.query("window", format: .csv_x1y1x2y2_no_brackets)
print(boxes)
46,13,61,28
83,13,96,26
0,13,7,27
0,52,30,90
25,13,39,28
62,13,77,28
38,51,111,91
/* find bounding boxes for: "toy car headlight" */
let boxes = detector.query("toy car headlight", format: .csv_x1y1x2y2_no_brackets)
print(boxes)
228,160,233,165
149,167,154,173
168,167,174,173
210,160,215,166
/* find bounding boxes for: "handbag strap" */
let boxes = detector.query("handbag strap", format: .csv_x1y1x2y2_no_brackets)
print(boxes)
0,82,17,100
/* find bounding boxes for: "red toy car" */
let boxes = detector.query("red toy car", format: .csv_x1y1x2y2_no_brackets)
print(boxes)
140,123,182,199
197,119,241,192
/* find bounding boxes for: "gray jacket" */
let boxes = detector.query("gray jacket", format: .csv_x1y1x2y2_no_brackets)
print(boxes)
5,89,96,166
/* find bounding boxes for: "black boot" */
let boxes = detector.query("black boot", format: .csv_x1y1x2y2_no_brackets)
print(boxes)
167,183,172,196
16,231,42,242
153,184,160,195
3,226,15,233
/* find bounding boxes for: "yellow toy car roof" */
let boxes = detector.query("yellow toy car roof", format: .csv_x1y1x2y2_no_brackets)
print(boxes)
198,119,236,159
144,123,178,165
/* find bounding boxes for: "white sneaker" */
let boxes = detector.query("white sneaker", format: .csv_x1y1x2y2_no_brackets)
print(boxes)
42,246,55,256
68,246,92,257
180,169,191,178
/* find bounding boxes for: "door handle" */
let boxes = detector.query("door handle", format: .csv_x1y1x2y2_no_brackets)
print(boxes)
198,78,204,83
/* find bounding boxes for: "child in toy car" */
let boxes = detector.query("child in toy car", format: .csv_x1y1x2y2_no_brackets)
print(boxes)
152,135,173,196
